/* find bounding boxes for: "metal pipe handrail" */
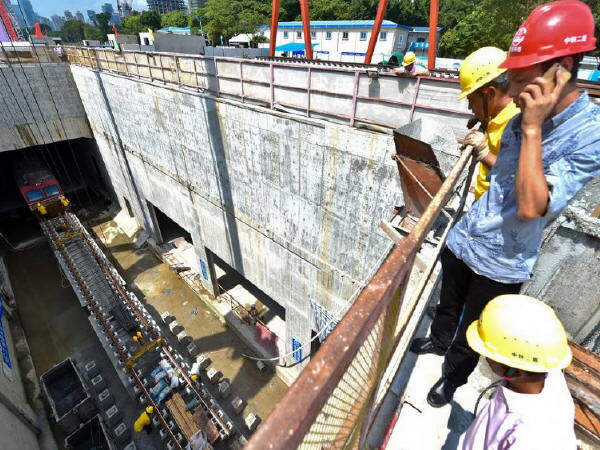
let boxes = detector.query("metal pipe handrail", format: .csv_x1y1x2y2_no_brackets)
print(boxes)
245,147,474,449
63,46,472,131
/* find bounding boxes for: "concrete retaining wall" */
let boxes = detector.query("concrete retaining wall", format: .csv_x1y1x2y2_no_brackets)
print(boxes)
70,64,409,370
0,63,91,152
0,259,41,450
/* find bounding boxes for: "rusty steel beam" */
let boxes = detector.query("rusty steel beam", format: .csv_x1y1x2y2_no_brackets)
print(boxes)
299,0,313,60
427,0,439,70
268,0,281,57
246,146,474,450
364,0,389,64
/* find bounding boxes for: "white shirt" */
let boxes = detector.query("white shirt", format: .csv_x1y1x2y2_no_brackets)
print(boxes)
459,370,577,449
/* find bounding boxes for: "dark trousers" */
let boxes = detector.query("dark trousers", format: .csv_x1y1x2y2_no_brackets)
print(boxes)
430,248,522,386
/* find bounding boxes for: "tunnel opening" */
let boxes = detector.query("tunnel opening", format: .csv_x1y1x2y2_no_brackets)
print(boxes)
148,201,193,244
0,138,112,248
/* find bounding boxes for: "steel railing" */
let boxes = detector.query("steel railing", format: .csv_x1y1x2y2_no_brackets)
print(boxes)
243,145,473,448
64,46,472,131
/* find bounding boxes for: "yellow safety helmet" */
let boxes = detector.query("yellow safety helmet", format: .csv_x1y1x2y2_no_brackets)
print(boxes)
466,295,572,373
146,406,154,414
191,374,198,382
402,51,416,67
458,47,507,100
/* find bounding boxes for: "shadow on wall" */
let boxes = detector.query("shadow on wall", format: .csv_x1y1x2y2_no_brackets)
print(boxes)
201,100,245,276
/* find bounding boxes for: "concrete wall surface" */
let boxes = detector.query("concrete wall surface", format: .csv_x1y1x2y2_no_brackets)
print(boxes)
0,259,41,450
523,174,600,353
70,64,408,369
0,63,91,152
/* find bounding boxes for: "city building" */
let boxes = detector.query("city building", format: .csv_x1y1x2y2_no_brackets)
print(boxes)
75,11,85,22
11,3,25,28
110,13,121,26
147,0,187,14
102,3,114,15
39,16,52,30
18,0,37,26
64,10,73,21
87,10,96,24
258,20,441,63
51,14,65,30
117,1,133,18
188,0,206,12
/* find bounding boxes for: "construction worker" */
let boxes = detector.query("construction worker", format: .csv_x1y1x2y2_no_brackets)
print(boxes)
410,0,600,408
134,406,154,434
393,52,430,77
459,295,575,449
457,47,519,199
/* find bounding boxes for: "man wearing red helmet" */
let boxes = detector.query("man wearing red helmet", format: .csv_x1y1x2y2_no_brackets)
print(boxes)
410,0,600,409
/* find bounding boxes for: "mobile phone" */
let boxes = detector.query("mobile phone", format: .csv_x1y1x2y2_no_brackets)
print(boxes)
542,62,572,89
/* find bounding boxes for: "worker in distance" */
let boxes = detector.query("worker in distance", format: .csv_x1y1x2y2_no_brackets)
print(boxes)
410,0,600,408
459,295,576,449
393,51,430,77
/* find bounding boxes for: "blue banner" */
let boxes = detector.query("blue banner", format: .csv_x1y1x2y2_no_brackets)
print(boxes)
0,296,12,370
199,259,208,281
291,338,302,363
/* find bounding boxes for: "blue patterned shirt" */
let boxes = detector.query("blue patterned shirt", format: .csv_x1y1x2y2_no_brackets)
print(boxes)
447,91,600,284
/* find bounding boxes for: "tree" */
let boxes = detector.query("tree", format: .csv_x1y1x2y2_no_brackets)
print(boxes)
122,15,146,35
161,11,190,28
438,0,544,58
95,12,112,38
189,9,207,35
204,0,242,42
237,0,272,34
140,10,161,30
83,24,103,41
60,20,85,43
309,0,352,21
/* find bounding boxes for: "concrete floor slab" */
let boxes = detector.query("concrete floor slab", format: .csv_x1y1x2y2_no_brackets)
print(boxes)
91,218,288,441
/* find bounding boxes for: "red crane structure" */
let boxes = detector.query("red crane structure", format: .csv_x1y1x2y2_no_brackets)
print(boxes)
0,0,23,41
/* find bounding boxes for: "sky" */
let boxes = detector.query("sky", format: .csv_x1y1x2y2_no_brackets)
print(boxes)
28,0,146,19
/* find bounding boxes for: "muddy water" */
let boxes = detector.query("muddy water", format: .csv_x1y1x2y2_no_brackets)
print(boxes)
92,219,288,431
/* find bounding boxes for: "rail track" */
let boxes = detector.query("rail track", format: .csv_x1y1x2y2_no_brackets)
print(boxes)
40,211,233,449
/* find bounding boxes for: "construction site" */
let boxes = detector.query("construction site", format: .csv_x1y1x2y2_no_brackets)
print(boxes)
1,0,600,449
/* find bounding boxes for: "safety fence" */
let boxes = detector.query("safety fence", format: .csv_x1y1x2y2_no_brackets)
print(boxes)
0,43,66,63
64,46,471,133
242,143,473,448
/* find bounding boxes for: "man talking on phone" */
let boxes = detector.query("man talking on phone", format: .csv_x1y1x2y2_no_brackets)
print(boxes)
410,0,600,408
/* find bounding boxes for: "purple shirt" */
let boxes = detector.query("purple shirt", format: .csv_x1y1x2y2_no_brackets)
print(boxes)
459,370,576,449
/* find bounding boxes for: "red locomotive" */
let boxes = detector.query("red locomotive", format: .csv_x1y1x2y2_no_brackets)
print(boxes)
14,160,69,218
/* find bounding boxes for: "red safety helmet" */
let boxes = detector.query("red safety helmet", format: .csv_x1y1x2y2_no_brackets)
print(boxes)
500,0,597,69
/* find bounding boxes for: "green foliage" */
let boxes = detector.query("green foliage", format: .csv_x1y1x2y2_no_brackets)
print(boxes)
83,24,103,41
60,20,85,43
201,0,279,42
122,15,143,35
204,0,240,42
438,0,545,58
140,10,161,30
161,11,190,28
95,12,112,37
310,0,352,20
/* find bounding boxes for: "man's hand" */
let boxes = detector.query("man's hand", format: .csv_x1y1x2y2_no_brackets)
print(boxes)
518,67,568,134
462,129,490,162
